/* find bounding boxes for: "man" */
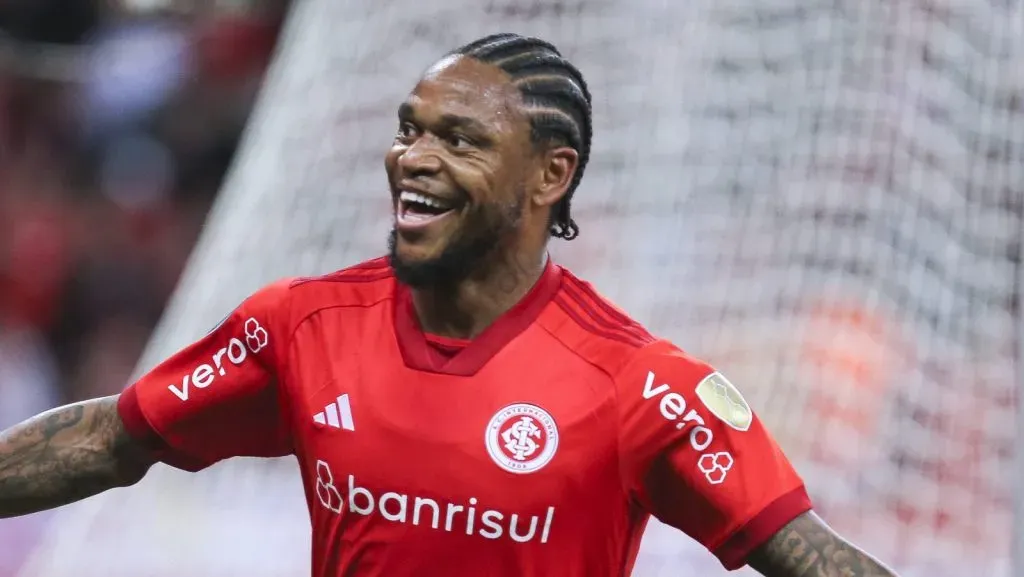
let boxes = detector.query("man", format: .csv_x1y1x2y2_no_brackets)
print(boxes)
0,33,899,576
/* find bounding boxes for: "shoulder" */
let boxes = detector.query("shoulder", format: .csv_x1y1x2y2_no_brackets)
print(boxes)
290,256,394,291
242,257,395,333
286,256,395,309
541,266,713,385
538,266,659,377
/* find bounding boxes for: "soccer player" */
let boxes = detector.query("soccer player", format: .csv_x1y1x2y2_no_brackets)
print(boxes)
0,33,899,577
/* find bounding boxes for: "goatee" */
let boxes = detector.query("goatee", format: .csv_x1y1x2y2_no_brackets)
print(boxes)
388,194,524,290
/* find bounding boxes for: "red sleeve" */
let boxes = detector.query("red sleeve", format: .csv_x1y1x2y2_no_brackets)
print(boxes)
117,279,295,472
616,341,812,570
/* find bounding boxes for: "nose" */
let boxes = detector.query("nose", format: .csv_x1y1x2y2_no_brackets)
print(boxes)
397,135,443,177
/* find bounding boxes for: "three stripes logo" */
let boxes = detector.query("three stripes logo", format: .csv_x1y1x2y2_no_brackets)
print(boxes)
313,394,355,431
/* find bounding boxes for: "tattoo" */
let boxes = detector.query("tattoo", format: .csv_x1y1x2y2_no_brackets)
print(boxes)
0,396,153,518
747,511,899,577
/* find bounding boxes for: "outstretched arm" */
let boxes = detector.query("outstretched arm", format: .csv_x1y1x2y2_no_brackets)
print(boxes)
0,395,154,518
747,511,899,577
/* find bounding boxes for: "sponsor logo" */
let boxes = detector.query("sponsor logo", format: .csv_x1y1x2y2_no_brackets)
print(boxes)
695,372,752,431
168,317,269,402
485,403,559,474
312,394,355,431
243,318,269,353
314,459,555,544
642,370,735,484
697,452,734,485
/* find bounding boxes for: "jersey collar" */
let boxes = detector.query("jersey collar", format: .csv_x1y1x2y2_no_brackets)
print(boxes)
392,258,562,376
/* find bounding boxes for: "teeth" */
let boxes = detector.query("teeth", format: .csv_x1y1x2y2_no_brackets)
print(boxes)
400,191,447,209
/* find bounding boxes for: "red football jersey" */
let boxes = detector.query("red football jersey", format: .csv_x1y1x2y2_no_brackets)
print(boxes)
118,257,811,576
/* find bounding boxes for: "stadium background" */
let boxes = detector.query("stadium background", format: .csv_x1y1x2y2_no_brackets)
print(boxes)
0,0,1022,576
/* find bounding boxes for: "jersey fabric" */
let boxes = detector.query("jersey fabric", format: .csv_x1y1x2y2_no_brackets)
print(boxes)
118,257,812,576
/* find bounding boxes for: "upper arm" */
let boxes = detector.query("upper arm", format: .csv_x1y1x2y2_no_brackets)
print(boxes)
747,511,897,577
614,342,812,569
118,280,296,472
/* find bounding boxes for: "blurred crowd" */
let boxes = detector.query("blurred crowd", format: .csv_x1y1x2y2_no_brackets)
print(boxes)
0,0,287,429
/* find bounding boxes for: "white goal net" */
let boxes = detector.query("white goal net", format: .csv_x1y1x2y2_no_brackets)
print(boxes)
16,0,1024,576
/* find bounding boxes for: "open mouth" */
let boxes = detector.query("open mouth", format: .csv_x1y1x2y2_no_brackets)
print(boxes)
397,190,459,226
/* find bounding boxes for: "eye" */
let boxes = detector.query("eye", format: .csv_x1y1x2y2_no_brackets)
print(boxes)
446,133,473,149
396,122,418,141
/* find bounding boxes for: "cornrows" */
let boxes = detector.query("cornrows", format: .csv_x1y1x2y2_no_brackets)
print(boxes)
452,33,592,241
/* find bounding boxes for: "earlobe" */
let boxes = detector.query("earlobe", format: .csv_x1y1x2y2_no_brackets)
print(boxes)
533,146,579,208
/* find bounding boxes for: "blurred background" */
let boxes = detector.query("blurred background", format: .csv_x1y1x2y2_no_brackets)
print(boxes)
0,0,284,572
0,0,286,417
0,0,1022,576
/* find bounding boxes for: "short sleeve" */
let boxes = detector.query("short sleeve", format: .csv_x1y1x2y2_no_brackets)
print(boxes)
117,279,295,472
615,341,812,570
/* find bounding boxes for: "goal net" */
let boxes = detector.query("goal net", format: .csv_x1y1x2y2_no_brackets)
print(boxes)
16,0,1024,576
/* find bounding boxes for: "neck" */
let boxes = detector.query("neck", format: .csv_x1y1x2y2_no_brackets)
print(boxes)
410,250,548,339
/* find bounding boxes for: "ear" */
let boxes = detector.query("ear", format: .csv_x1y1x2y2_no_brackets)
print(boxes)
532,146,579,209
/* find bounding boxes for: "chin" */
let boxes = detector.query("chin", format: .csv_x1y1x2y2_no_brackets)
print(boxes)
387,227,497,290
388,229,453,289
392,232,445,263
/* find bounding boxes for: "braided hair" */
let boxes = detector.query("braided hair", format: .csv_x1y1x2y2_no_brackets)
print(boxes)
452,33,592,241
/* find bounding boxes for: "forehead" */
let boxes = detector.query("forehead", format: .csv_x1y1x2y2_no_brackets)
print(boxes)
403,55,523,127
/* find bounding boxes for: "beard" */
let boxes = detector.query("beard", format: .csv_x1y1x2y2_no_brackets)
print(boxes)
388,191,524,290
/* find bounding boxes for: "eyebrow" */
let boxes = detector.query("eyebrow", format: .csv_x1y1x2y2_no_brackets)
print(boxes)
398,102,493,138
397,102,416,121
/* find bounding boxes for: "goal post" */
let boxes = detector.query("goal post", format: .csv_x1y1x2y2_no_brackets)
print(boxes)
16,1,1024,576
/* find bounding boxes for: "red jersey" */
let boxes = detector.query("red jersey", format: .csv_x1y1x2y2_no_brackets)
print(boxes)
118,257,811,576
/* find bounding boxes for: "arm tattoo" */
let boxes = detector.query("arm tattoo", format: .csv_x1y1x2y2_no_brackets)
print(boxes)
747,511,899,577
0,396,154,518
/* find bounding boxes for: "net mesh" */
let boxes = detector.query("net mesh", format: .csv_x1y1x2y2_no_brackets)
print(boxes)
16,0,1024,576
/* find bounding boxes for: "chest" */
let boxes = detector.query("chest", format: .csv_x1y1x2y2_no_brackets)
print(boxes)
282,311,622,515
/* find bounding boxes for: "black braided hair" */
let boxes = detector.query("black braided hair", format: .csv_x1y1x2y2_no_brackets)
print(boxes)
451,33,592,241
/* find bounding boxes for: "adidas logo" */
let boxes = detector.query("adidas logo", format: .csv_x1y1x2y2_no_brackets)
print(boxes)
312,394,355,431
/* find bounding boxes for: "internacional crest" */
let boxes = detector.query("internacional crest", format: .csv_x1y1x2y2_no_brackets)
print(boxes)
485,403,559,474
